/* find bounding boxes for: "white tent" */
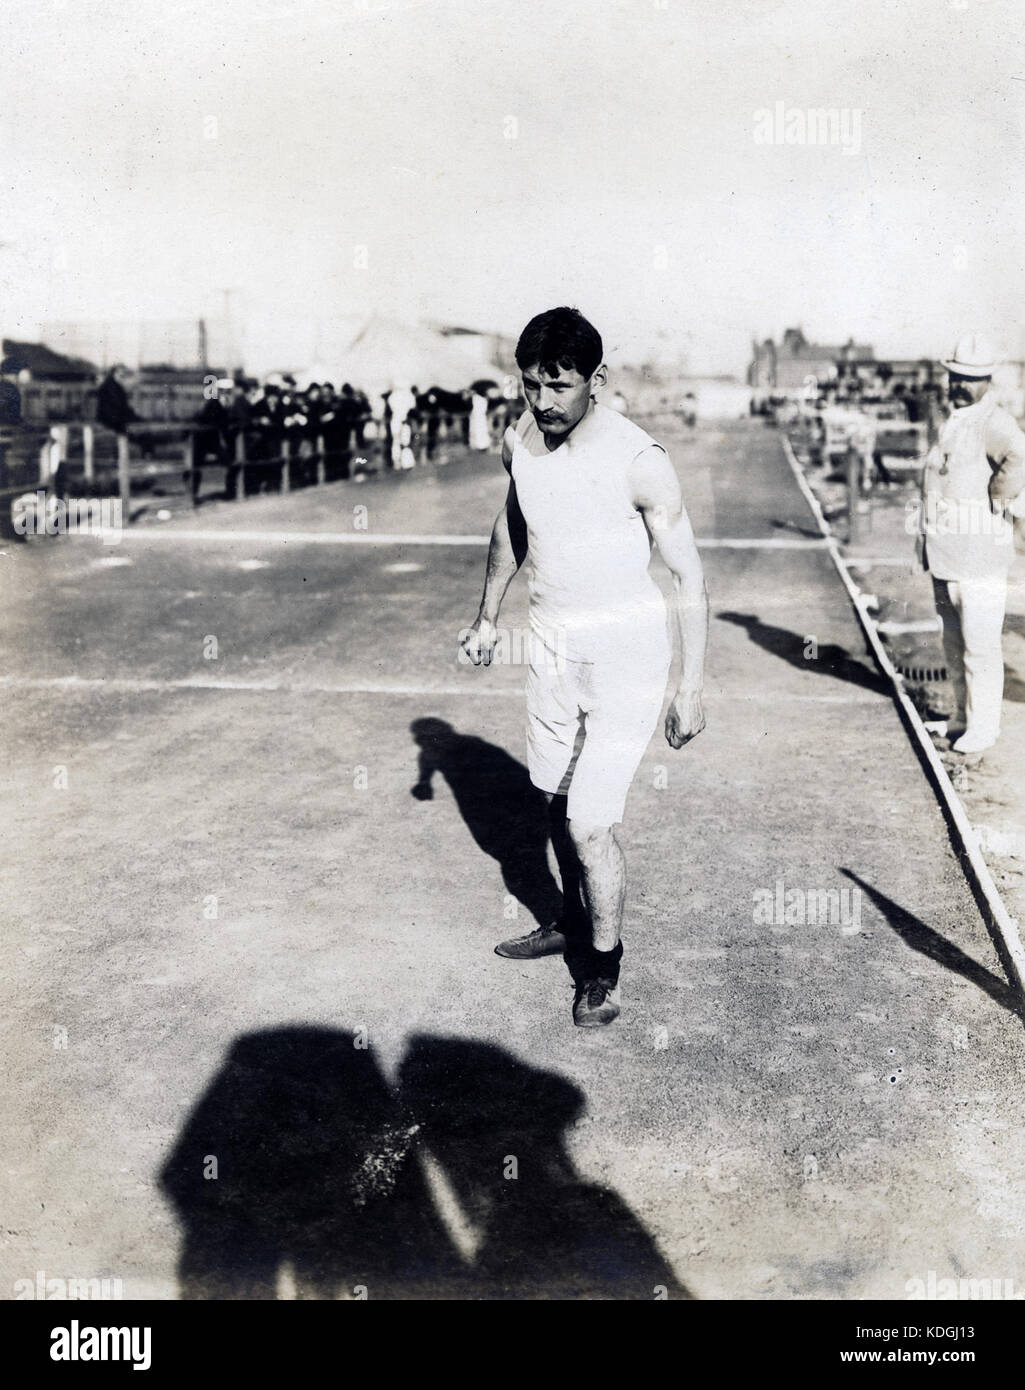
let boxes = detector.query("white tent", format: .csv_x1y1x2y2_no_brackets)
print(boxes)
329,316,505,394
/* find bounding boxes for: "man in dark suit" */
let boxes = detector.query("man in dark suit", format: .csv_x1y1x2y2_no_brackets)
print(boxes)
317,383,351,479
0,355,24,499
225,380,257,498
192,381,232,499
96,365,140,434
0,356,23,427
251,383,285,491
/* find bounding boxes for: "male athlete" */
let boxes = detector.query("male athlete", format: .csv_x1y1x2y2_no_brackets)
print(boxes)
461,307,708,1027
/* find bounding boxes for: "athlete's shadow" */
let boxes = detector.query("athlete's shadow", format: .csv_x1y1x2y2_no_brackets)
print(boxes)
410,717,562,927
160,1027,692,1299
718,611,888,694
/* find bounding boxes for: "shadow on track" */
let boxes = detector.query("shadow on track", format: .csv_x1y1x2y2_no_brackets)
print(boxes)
718,611,888,694
1002,664,1025,704
409,716,562,927
160,1027,450,1300
841,870,1023,1017
160,1027,691,1300
771,517,825,540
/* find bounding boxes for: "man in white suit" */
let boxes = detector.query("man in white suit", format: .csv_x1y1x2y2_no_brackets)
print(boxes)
919,335,1025,754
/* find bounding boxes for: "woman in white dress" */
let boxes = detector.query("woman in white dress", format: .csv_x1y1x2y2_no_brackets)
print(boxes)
469,390,490,451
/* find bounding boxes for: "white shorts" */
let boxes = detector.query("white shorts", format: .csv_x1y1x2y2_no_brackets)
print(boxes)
525,639,671,827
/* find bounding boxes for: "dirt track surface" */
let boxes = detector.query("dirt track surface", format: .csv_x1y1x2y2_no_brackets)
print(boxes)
3,417,1024,1300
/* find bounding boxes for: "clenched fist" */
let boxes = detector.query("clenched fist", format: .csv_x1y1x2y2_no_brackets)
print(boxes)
459,618,500,667
665,690,705,749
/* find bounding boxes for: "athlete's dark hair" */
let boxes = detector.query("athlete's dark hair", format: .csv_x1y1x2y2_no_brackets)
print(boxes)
515,306,603,379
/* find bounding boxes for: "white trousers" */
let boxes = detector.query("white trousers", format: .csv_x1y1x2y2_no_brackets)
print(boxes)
525,639,671,827
932,576,1007,741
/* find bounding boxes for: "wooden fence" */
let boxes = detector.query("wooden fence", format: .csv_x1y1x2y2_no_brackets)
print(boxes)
0,421,371,536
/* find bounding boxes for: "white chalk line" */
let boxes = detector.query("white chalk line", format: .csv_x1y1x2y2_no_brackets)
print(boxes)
94,529,492,546
86,528,827,551
780,432,1025,1000
701,537,828,550
846,557,917,568
0,673,876,703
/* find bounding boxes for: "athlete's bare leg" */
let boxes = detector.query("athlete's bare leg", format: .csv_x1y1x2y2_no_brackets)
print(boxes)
542,793,625,951
566,820,625,953
494,795,624,984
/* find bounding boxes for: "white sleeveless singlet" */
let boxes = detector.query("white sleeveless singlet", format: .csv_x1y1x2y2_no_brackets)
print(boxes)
510,403,671,664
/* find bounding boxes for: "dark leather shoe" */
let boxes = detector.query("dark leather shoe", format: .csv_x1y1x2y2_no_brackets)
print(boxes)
572,977,621,1027
494,924,567,959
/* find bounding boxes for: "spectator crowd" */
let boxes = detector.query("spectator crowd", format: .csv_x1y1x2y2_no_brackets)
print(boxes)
0,351,528,503
179,374,524,496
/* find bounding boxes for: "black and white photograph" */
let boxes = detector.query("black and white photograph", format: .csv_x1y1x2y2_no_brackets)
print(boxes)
3,0,1025,1347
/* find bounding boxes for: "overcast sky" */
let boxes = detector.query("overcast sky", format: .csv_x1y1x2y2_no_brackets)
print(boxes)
2,0,1024,373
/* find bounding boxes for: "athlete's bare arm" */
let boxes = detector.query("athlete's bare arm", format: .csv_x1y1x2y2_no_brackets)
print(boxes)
461,426,528,667
629,443,708,748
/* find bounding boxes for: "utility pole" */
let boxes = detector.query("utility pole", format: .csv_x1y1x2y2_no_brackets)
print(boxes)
221,288,239,373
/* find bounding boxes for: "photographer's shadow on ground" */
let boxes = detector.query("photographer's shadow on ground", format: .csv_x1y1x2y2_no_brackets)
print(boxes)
161,1027,691,1300
398,1035,691,1300
160,1027,455,1300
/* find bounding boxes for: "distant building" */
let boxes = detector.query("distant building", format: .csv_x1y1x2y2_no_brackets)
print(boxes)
1,340,229,425
748,327,875,394
2,339,98,424
3,339,96,383
430,323,518,376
